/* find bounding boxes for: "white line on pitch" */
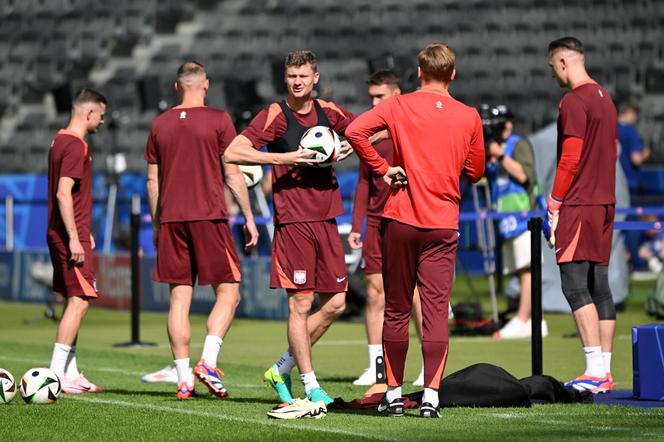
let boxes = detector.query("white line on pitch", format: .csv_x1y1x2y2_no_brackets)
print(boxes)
0,356,145,376
66,396,397,441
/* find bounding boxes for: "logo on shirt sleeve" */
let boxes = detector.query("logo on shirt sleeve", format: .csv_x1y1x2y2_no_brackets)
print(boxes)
179,111,187,119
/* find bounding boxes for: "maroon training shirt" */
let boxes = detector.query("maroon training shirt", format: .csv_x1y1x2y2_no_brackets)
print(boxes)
557,82,617,206
144,106,237,223
351,138,393,232
242,99,355,224
47,129,93,244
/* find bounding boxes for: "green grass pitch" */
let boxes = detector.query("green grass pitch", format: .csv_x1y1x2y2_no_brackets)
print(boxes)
1,280,662,441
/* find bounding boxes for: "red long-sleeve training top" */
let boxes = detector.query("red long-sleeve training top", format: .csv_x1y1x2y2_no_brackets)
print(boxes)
346,89,485,230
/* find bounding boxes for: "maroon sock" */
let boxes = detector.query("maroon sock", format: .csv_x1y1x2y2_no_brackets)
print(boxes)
422,340,449,390
383,340,409,387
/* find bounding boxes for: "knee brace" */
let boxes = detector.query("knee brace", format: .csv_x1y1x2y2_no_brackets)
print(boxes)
590,265,616,320
560,262,594,312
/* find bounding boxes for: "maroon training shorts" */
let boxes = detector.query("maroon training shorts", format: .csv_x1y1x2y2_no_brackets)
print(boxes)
555,205,614,265
48,240,98,298
361,218,382,275
154,220,241,286
270,219,348,293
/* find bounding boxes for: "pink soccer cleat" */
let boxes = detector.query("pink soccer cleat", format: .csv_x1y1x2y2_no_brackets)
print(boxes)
61,373,105,394
177,382,195,399
193,360,228,398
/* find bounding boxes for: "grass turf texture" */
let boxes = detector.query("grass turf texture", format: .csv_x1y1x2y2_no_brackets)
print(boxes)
1,279,662,441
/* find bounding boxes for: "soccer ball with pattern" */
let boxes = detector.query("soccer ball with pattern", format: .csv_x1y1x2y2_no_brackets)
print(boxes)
238,165,264,189
299,125,341,167
20,368,61,404
0,368,17,404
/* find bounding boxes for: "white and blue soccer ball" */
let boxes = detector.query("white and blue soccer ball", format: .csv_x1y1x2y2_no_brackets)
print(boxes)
0,368,17,404
20,368,61,404
238,165,264,189
299,125,341,167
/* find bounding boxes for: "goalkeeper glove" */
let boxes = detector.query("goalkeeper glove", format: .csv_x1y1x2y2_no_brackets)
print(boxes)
543,195,562,249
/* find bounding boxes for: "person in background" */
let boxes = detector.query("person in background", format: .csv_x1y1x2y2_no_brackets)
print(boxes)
482,104,548,339
348,70,426,387
47,88,107,394
617,100,650,193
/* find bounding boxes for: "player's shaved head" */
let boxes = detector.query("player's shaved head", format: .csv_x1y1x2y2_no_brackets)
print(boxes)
70,88,106,133
548,37,586,66
176,61,207,88
285,50,317,72
548,36,584,55
418,42,455,82
72,88,107,109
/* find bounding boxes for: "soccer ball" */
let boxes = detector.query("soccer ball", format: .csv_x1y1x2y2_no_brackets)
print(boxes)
299,125,341,167
20,368,61,404
238,165,264,189
0,368,17,404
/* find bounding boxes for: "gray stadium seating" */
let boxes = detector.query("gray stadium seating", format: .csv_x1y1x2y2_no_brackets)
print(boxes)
0,0,663,172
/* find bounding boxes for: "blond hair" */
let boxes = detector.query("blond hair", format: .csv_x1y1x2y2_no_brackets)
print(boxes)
418,43,455,82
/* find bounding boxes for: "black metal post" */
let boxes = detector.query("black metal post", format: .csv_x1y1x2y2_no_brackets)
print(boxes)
130,194,140,342
528,217,543,376
114,195,156,348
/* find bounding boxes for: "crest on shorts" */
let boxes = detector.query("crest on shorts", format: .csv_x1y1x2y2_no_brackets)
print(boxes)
293,270,306,285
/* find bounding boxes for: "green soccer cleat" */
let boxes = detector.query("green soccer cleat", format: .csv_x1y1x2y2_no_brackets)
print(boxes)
307,387,333,405
263,365,293,404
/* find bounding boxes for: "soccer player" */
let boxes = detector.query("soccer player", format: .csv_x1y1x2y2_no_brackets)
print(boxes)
545,37,617,393
346,42,485,418
47,88,107,394
224,50,354,407
348,70,426,387
145,61,259,399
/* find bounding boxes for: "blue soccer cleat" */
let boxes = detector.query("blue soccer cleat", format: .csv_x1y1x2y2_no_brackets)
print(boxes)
307,386,333,405
565,374,611,393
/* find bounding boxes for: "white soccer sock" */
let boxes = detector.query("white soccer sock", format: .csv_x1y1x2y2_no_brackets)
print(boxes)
50,343,71,378
174,358,193,385
583,346,605,378
65,346,80,378
368,344,383,369
602,352,612,375
276,350,296,376
300,371,320,395
201,335,223,368
423,387,439,408
385,385,402,403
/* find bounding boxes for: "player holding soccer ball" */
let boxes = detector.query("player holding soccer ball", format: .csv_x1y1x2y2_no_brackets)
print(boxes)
47,89,107,394
224,50,354,409
348,70,426,387
346,42,485,418
546,37,617,393
145,61,259,399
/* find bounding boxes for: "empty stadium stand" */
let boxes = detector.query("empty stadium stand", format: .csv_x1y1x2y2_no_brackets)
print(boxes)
1,0,664,173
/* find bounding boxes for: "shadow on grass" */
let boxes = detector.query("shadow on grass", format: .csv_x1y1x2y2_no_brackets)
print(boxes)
316,376,357,383
225,396,285,406
328,408,422,419
103,388,175,398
